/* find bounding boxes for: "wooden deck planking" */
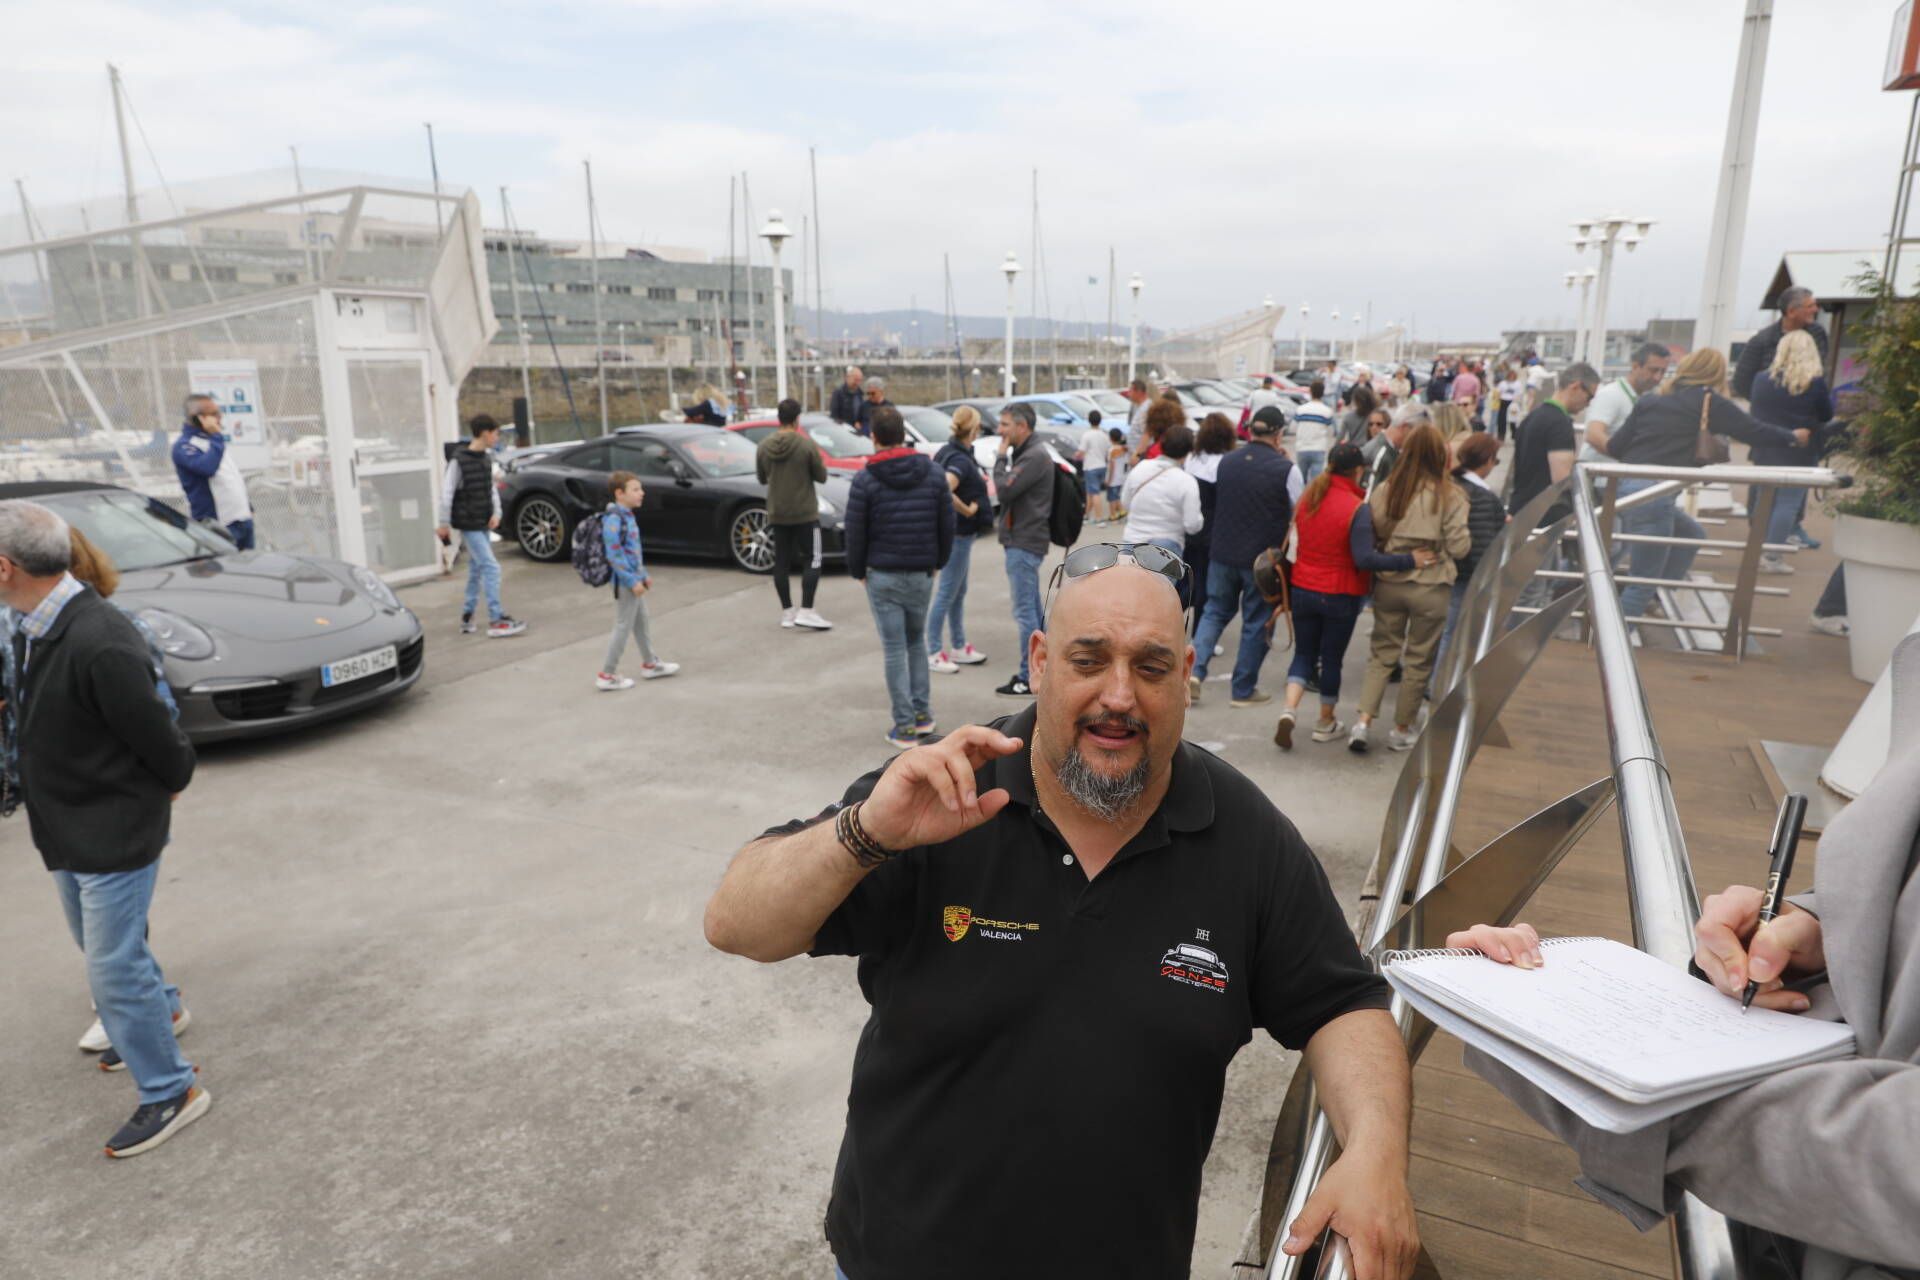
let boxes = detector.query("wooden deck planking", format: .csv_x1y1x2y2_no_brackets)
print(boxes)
1409,501,1862,1278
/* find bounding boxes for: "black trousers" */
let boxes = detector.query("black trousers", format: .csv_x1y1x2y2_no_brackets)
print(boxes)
772,521,821,610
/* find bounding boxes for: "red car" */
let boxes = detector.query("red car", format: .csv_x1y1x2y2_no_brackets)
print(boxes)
727,415,875,472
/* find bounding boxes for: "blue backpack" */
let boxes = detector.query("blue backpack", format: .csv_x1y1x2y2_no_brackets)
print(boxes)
571,513,613,587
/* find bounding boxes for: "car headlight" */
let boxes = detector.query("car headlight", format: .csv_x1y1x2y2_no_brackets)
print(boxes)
352,565,401,610
817,495,837,516
135,608,215,660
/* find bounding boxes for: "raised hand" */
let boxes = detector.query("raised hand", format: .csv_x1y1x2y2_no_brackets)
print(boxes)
857,725,1023,852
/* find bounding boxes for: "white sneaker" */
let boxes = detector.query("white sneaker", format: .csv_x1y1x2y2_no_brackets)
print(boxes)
1348,721,1370,754
952,644,988,665
1387,726,1420,751
1757,554,1794,575
928,651,961,675
596,672,636,691
1810,613,1850,637
780,607,798,628
1273,710,1295,751
1311,717,1346,744
639,661,680,680
79,1016,111,1053
794,609,833,630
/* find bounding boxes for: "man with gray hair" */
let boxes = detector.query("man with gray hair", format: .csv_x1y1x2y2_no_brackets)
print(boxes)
0,500,206,1157
829,366,865,428
1361,402,1425,493
705,547,1420,1279
854,376,892,439
1732,285,1828,401
171,392,255,550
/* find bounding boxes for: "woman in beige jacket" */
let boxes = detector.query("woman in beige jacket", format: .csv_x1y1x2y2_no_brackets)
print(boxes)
1352,423,1471,752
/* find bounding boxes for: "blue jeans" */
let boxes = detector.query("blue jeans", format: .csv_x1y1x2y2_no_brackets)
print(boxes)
866,569,933,732
52,860,194,1104
1191,562,1275,699
1616,479,1704,620
1764,485,1806,548
1287,588,1364,705
1431,577,1472,682
1297,450,1326,483
1003,545,1045,681
926,533,974,655
225,518,256,550
461,529,504,622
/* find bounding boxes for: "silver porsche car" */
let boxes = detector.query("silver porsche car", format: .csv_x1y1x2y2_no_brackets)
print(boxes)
7,482,425,743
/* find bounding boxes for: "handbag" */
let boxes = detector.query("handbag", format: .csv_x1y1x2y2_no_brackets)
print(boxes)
1693,388,1731,465
1252,542,1295,651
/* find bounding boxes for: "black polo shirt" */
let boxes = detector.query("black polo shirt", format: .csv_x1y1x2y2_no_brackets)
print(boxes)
1508,398,1575,526
763,706,1389,1280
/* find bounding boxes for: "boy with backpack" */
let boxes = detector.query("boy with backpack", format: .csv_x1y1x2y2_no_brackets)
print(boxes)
437,414,526,638
585,471,679,691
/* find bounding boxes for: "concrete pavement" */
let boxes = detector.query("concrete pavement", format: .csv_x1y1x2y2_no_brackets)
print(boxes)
0,531,1405,1279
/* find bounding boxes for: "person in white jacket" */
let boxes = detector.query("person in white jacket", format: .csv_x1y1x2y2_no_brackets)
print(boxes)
1122,421,1204,586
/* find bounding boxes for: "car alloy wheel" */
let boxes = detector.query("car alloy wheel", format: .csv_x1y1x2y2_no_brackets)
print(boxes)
729,505,776,573
515,496,569,562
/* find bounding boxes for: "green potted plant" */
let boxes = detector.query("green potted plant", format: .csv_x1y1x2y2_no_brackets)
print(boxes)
1831,268,1920,682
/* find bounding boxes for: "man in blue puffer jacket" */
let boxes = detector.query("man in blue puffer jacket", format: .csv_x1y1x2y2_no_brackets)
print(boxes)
844,406,954,749
170,394,255,550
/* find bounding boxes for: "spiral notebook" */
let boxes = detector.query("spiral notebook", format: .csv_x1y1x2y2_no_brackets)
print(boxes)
1383,936,1855,1133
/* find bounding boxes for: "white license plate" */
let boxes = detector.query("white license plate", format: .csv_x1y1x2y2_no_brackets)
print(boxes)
320,645,398,688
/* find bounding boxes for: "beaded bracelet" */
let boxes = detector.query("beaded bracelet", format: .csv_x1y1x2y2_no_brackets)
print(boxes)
835,801,896,869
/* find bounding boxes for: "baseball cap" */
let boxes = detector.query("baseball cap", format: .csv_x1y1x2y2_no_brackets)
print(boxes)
1250,406,1286,434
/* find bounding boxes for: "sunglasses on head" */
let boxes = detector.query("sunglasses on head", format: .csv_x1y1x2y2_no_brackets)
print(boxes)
1046,543,1189,607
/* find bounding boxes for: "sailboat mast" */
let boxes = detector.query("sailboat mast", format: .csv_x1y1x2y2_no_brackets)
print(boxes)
585,159,608,433
499,187,533,419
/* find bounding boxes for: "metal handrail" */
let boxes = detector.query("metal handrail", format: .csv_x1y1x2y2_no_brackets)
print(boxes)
1256,461,1846,1279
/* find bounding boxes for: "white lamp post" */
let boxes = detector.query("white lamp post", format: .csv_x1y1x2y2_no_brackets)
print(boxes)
1352,312,1362,364
1298,303,1309,369
1126,273,1143,384
1330,309,1340,365
758,208,793,402
1003,252,1022,397
1564,268,1597,365
1570,214,1653,367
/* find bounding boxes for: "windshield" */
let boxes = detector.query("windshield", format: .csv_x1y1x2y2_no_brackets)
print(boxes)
1090,391,1129,413
1189,383,1234,406
901,408,953,443
43,489,232,571
1057,394,1098,419
799,417,875,458
677,430,761,478
1172,389,1200,407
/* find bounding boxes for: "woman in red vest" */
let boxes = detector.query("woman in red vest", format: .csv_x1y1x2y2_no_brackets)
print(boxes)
1275,442,1439,750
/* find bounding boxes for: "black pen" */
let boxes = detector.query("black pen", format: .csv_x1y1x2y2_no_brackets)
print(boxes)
1742,793,1808,1013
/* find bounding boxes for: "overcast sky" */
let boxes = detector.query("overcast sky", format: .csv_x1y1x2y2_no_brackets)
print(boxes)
1,0,1908,339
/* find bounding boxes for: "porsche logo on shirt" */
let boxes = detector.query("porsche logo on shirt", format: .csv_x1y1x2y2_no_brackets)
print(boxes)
941,905,1039,943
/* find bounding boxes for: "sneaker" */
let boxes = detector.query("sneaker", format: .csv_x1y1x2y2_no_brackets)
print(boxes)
596,672,636,691
1187,675,1203,704
928,651,961,675
780,607,798,628
1388,727,1420,752
794,609,833,631
911,714,937,736
460,612,476,635
1789,530,1821,550
1273,710,1295,751
996,675,1033,697
98,1006,191,1072
487,616,528,638
1311,718,1346,744
885,728,919,749
103,1085,211,1159
1757,554,1794,575
1810,613,1850,638
1348,721,1370,754
1231,689,1273,708
638,661,680,680
79,1016,111,1054
952,644,988,665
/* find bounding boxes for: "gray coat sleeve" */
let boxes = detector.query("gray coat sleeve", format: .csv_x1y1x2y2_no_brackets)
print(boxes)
1467,1037,1920,1269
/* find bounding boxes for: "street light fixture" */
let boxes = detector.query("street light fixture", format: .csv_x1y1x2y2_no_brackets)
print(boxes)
1127,272,1143,385
1003,252,1022,397
1569,214,1654,366
758,208,793,403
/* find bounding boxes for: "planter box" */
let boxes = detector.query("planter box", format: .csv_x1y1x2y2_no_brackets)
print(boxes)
1834,512,1920,682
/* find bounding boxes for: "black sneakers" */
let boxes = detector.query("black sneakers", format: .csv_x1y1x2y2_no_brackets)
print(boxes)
996,675,1033,697
104,1084,211,1158
460,612,477,635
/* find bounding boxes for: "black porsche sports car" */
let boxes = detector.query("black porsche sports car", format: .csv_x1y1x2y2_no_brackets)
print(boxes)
500,424,852,573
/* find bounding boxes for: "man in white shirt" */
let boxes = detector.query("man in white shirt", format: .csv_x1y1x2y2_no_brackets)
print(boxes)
1078,417,1113,523
1580,342,1672,462
1292,380,1338,482
1246,376,1284,419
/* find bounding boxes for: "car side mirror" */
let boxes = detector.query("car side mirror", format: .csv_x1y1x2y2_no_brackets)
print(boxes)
669,460,695,486
1049,413,1074,425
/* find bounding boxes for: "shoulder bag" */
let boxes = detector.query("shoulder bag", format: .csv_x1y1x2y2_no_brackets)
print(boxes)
1693,388,1731,466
